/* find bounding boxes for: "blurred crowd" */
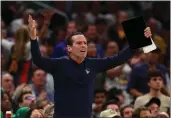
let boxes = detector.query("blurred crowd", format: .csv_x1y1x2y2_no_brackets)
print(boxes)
1,1,170,118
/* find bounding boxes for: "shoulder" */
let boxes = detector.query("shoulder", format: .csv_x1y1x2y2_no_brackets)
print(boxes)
135,94,149,102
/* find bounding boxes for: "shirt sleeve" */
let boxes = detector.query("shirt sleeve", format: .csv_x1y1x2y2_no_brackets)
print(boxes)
31,39,62,73
90,46,135,73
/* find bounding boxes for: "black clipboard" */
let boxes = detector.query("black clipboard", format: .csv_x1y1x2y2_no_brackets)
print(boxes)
122,16,152,50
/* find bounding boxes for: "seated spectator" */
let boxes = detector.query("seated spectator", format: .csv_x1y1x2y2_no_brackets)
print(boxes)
7,25,32,86
134,70,170,112
92,89,107,117
120,104,133,118
139,107,152,118
12,107,30,118
103,99,121,116
127,48,168,99
17,91,36,109
145,97,161,117
1,72,15,97
100,109,121,118
30,68,54,102
1,88,12,117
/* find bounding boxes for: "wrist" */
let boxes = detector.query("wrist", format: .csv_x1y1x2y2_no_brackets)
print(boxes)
30,36,37,40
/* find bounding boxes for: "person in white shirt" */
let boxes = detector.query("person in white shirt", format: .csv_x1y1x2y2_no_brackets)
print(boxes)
134,70,170,112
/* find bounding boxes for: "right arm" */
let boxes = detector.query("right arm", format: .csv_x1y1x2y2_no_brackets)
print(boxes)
31,39,60,73
28,15,61,73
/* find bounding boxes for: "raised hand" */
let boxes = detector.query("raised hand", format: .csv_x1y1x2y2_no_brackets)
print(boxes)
28,15,37,40
144,27,152,38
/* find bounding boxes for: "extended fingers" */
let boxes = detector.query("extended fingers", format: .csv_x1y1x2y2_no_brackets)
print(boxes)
144,27,152,38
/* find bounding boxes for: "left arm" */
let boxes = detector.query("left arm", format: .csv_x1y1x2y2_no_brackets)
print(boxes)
91,27,152,73
91,46,134,73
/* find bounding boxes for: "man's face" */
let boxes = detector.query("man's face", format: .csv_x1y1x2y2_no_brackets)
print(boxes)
2,73,14,92
148,103,159,117
40,45,48,56
148,76,163,91
87,25,97,38
123,107,133,118
20,93,35,107
94,93,106,104
106,42,119,56
32,69,47,86
107,104,120,115
140,110,152,118
87,42,97,57
67,35,88,59
67,22,77,36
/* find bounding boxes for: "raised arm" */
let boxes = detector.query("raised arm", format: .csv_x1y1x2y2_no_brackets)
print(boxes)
28,15,61,73
91,27,152,73
91,46,135,73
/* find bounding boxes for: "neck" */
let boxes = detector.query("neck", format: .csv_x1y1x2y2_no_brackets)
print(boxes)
70,54,84,64
149,89,161,97
33,84,44,93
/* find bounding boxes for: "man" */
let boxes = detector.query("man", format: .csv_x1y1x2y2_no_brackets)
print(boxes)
28,15,152,118
120,105,133,118
1,72,15,97
51,21,77,58
30,68,54,102
139,107,152,118
100,109,121,118
145,97,161,117
92,89,107,117
103,99,121,116
127,48,168,98
134,70,170,112
17,91,35,109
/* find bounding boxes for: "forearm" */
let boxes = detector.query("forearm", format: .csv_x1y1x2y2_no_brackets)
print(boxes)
95,46,135,73
31,39,54,73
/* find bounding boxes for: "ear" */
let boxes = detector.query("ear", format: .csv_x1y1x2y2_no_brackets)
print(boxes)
67,45,72,53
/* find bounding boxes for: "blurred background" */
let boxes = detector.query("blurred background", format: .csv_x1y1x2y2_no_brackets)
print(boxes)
1,1,170,118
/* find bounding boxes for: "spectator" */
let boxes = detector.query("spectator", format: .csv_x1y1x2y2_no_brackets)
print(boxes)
10,8,35,35
120,105,133,118
17,91,35,109
93,89,107,117
139,107,152,118
103,99,121,116
104,41,132,91
7,25,32,86
134,70,170,112
87,41,98,58
100,109,121,118
145,97,161,117
1,72,15,97
51,20,77,58
12,107,30,118
127,48,168,99
30,68,54,102
1,89,12,117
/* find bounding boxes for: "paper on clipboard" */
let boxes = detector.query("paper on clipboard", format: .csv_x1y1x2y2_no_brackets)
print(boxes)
142,37,157,53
